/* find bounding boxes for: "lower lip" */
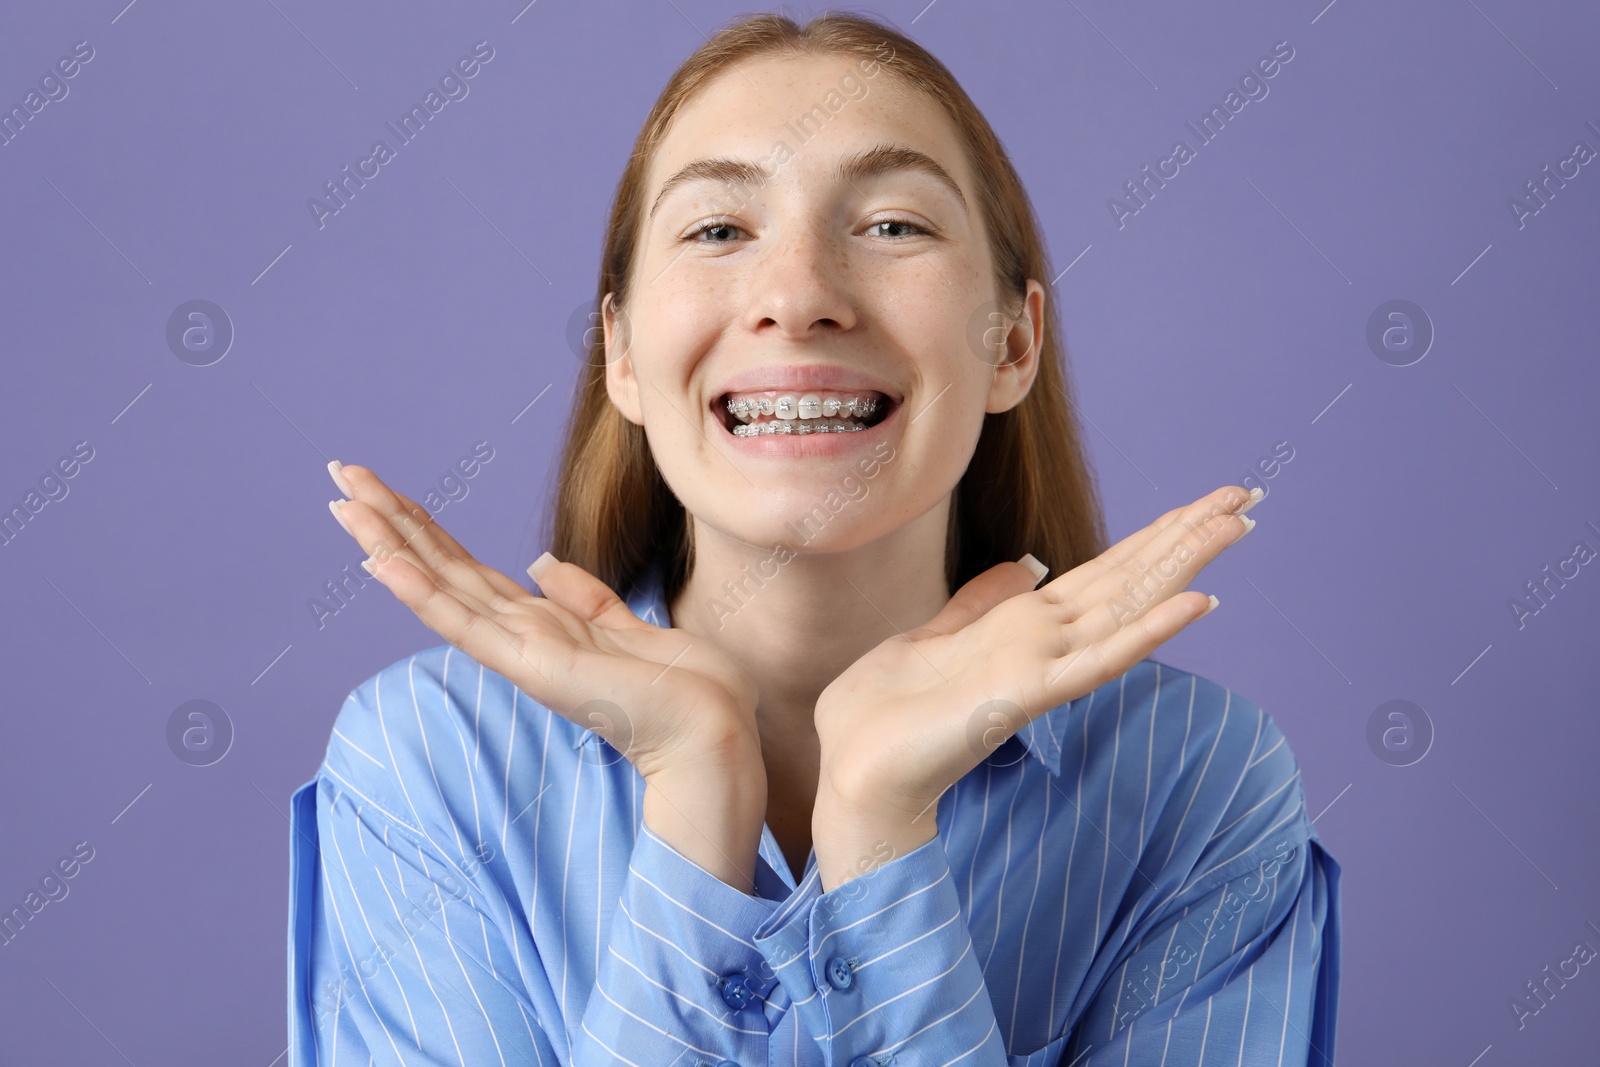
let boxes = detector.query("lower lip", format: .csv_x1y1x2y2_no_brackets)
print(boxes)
714,401,900,456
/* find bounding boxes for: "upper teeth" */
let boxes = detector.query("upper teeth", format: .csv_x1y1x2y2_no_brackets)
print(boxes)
725,392,883,423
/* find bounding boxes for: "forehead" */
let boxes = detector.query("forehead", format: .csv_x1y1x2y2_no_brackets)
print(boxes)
647,53,972,199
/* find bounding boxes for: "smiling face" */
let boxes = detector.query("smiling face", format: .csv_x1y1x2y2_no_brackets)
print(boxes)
603,52,1044,559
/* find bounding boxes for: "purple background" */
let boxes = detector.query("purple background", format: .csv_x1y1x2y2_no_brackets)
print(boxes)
2,0,1597,1062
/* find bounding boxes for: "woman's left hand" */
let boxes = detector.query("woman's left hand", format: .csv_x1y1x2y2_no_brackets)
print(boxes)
809,483,1261,889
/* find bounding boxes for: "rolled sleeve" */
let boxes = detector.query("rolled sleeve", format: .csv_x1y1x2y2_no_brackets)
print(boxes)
752,834,1011,1067
1065,834,1341,1067
574,822,796,1066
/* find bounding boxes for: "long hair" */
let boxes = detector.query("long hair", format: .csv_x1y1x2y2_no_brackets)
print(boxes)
546,10,1107,605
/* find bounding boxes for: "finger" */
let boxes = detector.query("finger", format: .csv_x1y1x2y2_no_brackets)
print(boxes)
335,464,511,612
364,543,554,687
387,486,528,603
1058,484,1253,594
526,553,656,633
1055,489,1252,645
906,555,1048,639
332,495,507,631
1042,590,1212,702
1042,484,1254,612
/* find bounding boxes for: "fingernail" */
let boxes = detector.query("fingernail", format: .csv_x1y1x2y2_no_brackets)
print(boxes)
1237,486,1264,515
1017,552,1048,587
328,498,351,533
328,460,355,498
360,557,375,576
527,551,559,582
1238,514,1256,535
1200,593,1220,618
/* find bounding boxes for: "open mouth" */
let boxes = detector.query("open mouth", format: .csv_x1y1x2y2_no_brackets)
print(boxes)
716,390,896,437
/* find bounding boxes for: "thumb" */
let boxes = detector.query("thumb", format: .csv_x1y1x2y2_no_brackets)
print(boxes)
908,554,1050,639
526,552,655,632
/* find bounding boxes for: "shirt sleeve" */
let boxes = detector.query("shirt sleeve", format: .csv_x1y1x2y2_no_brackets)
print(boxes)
571,821,800,1066
294,774,561,1067
751,833,1049,1067
1061,835,1342,1067
744,830,1339,1067
295,772,804,1067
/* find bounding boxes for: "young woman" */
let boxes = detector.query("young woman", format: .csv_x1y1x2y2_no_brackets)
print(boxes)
288,12,1339,1067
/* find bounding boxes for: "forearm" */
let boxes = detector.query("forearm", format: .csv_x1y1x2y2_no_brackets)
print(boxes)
643,746,768,894
811,778,939,892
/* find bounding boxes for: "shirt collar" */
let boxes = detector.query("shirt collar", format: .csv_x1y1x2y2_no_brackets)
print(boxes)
578,558,1077,778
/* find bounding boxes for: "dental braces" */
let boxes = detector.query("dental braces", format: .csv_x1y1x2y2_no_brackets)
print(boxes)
732,418,870,436
725,395,882,421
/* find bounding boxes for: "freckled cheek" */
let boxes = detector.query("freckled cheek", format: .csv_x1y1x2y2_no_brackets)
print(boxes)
627,313,712,394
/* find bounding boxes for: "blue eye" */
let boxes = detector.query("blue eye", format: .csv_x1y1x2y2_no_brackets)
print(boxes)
865,218,928,239
684,220,745,242
681,217,932,242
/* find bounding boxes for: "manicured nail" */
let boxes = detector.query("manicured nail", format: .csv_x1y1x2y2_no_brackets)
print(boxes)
1200,594,1220,618
360,557,376,575
527,551,558,582
1238,514,1256,535
328,498,351,533
1017,552,1048,588
328,460,355,498
1237,486,1265,515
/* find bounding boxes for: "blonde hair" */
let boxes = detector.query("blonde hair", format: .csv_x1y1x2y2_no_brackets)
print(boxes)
546,10,1107,604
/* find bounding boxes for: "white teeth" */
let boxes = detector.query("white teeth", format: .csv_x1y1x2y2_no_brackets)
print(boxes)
733,418,869,436
724,393,883,424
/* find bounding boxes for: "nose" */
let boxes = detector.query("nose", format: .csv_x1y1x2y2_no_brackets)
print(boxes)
741,224,858,339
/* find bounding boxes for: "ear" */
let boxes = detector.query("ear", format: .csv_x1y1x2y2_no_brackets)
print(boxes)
984,278,1045,415
601,292,645,426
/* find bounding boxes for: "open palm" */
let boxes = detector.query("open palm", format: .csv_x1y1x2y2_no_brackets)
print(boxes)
326,462,760,780
814,484,1258,816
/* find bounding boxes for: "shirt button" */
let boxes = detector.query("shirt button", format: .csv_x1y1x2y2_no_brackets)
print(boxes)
719,974,755,1010
825,956,854,990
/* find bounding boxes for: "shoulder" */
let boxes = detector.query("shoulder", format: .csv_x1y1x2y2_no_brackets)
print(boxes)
315,644,585,841
1059,656,1314,893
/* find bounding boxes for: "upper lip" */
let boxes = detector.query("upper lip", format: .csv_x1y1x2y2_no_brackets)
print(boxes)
713,365,902,404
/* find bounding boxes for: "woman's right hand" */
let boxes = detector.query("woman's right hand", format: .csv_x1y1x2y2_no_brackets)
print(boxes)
324,462,762,786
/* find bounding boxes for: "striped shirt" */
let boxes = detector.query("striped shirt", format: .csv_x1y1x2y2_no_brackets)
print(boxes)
287,560,1341,1066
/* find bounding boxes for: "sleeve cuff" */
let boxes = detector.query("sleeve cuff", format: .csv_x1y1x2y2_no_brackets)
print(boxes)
752,833,1008,1067
573,824,792,1064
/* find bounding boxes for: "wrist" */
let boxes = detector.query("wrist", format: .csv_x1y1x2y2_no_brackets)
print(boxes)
632,707,762,783
650,720,765,787
643,753,767,895
811,787,939,893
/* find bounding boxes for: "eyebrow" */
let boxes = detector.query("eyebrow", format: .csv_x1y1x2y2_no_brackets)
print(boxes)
647,142,969,220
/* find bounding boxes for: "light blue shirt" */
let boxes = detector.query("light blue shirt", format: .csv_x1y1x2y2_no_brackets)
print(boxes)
288,560,1341,1066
